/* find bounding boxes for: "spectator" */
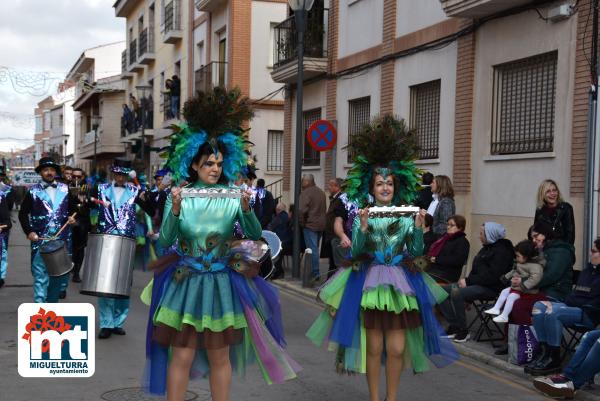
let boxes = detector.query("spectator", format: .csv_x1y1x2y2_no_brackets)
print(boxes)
129,94,141,130
415,171,434,210
146,94,154,128
427,215,470,284
534,179,575,245
254,178,275,229
523,238,600,376
298,174,326,283
165,79,173,119
533,328,600,399
268,202,292,279
439,222,514,342
122,104,135,134
422,213,438,254
484,240,544,323
170,75,181,119
321,178,344,278
426,175,456,236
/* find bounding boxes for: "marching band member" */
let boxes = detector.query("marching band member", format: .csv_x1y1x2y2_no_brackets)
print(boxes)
70,167,90,283
0,166,12,288
142,87,299,401
18,157,76,303
91,158,154,339
306,116,458,401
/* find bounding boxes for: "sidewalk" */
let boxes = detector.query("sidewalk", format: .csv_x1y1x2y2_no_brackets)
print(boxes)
272,259,600,401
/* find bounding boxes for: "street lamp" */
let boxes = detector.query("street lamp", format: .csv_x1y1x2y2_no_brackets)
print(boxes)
289,0,315,279
91,115,102,175
136,85,152,177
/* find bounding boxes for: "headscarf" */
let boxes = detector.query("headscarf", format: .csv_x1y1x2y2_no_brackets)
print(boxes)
483,222,506,244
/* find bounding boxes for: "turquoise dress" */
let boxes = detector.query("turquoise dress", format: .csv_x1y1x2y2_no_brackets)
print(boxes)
307,211,457,374
143,182,300,394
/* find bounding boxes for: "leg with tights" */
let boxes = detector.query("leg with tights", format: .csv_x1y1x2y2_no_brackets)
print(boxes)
207,347,232,401
366,328,384,401
167,345,196,401
495,292,520,321
486,287,511,315
384,329,406,401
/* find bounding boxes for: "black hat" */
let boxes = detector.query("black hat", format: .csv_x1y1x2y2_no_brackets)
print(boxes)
111,158,132,175
35,157,61,174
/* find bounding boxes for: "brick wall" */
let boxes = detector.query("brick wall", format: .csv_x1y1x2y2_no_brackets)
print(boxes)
570,0,593,196
228,0,251,96
453,20,475,194
324,0,339,182
379,0,397,115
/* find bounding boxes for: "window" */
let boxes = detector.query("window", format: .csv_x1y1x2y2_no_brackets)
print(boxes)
268,22,278,67
303,108,321,166
491,51,557,155
410,80,440,160
347,96,370,163
267,130,284,171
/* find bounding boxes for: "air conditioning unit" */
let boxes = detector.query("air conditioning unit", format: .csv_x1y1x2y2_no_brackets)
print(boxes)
547,4,574,22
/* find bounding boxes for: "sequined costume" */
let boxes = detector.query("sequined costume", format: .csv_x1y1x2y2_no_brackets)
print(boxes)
94,182,153,331
18,182,72,302
142,182,300,395
0,183,13,281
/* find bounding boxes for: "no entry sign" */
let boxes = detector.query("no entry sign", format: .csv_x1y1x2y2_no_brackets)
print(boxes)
306,119,337,151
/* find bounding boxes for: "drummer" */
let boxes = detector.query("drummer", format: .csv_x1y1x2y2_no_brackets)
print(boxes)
18,157,77,303
0,167,12,289
70,168,90,283
90,158,155,339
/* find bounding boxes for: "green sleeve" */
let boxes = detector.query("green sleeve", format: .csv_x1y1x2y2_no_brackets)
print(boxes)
238,206,262,240
407,222,424,256
158,194,179,247
144,212,153,230
351,217,367,256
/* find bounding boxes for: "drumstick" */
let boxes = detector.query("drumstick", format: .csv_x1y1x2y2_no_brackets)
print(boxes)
53,213,77,239
0,225,7,229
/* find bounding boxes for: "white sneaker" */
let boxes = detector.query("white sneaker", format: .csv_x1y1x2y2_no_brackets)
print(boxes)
484,308,500,315
493,315,508,323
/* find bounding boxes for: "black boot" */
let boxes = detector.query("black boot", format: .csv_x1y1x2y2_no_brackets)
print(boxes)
72,264,82,283
528,346,562,376
524,342,548,373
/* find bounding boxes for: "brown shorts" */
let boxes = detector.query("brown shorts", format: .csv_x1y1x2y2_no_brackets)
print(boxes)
153,323,244,349
363,309,422,330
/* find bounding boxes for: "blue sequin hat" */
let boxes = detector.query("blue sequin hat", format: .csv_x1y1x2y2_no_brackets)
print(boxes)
153,168,168,179
111,158,132,175
35,157,61,174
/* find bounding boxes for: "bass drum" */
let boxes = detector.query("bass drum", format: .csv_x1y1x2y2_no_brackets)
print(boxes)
80,233,136,299
260,230,282,280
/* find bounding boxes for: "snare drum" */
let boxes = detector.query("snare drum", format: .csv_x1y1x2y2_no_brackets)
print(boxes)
80,233,136,299
40,239,73,277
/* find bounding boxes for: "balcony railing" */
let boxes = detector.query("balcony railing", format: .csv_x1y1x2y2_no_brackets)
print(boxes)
129,39,137,65
121,50,127,72
82,129,97,146
138,28,155,56
164,0,181,34
162,92,180,121
273,8,328,68
194,62,227,94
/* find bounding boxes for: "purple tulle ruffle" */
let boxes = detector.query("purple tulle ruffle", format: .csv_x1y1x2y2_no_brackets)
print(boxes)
363,264,415,295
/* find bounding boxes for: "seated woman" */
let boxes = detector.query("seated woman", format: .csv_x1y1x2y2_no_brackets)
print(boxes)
508,221,575,326
524,238,600,376
439,222,514,342
426,215,470,284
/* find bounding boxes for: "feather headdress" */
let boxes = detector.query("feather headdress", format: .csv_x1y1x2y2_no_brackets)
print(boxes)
160,87,254,184
344,115,421,207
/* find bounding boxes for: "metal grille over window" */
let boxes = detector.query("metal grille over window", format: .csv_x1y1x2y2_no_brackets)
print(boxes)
347,97,371,163
491,51,557,155
303,108,321,166
267,130,284,171
410,80,440,160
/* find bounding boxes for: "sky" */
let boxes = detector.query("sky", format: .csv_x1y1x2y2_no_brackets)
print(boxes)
0,0,124,151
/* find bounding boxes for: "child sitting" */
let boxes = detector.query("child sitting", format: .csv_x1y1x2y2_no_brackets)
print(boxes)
484,239,544,323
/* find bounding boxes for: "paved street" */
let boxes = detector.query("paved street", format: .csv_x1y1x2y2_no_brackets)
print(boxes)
0,211,552,401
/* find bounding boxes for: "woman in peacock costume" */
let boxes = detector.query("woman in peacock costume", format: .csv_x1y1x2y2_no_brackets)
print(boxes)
306,115,458,401
142,87,300,401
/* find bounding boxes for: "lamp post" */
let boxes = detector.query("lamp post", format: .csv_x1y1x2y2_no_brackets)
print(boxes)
289,0,314,279
90,115,102,175
136,84,152,177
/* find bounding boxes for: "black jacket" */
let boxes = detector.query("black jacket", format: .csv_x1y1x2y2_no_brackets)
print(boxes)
427,234,470,283
534,202,575,245
415,187,433,210
566,264,600,324
465,238,514,292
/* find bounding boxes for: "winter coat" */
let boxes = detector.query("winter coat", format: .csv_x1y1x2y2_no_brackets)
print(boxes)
502,257,544,294
465,238,514,293
565,264,600,324
534,202,575,245
427,234,470,283
432,197,455,236
537,239,575,301
298,185,326,232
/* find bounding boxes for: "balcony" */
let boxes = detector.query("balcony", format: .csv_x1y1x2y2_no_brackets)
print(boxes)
82,129,97,146
194,62,227,94
127,39,144,72
121,50,134,79
138,28,156,64
162,0,183,44
439,0,536,17
271,8,328,84
195,0,227,12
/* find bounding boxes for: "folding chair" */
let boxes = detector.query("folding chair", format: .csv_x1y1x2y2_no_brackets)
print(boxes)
560,305,600,361
466,299,506,344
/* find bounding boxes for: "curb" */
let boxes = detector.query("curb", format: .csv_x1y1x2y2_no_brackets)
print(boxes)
273,279,600,401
